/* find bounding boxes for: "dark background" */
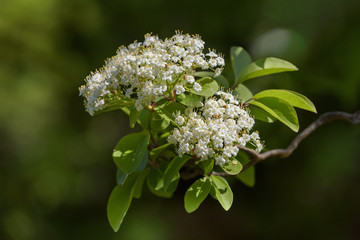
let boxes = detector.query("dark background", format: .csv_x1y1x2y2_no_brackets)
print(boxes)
1,0,360,239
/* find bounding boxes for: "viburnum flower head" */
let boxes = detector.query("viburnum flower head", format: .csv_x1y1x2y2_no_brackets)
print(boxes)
79,31,225,115
168,91,264,166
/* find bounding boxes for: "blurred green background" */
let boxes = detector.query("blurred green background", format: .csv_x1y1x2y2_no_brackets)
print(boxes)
1,0,360,239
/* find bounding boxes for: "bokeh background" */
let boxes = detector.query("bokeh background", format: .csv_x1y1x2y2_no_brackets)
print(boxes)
1,0,360,239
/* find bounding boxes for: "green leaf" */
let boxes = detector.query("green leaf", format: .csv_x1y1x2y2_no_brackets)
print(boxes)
137,109,152,130
236,167,255,187
146,167,179,198
136,148,149,172
151,112,171,131
178,94,204,107
194,71,230,88
113,132,150,174
94,96,134,115
250,97,299,132
235,150,255,187
164,155,191,191
150,143,172,160
133,170,149,199
233,83,253,102
184,177,211,213
156,101,186,125
210,175,233,211
249,105,276,123
189,77,219,97
231,46,252,83
116,168,128,185
253,89,317,113
107,172,141,232
198,158,214,175
221,158,243,175
129,108,141,128
236,57,298,84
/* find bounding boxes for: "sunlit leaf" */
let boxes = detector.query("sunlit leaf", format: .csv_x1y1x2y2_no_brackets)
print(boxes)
249,105,276,123
151,112,171,131
184,177,211,213
250,97,299,132
236,57,298,84
210,175,233,211
156,101,186,125
107,172,142,232
147,166,179,198
164,155,191,191
231,46,252,83
194,71,229,88
253,89,317,113
233,83,253,102
198,158,214,175
189,77,219,97
150,143,172,160
113,131,150,174
220,158,243,175
178,93,204,107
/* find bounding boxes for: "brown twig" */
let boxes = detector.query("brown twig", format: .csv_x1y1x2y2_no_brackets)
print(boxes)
238,110,360,172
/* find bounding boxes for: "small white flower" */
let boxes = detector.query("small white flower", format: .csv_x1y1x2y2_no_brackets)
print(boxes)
208,58,218,68
216,57,225,66
214,68,222,77
193,82,202,92
174,85,185,95
185,75,195,84
206,51,218,58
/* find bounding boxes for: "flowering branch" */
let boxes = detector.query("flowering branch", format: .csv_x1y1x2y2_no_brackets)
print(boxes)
238,110,360,172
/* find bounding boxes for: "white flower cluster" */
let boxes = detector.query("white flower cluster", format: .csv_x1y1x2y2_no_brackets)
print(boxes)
79,32,225,115
168,91,263,166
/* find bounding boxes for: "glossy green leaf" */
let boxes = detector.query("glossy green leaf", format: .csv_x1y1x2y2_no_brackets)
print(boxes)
184,177,211,213
113,132,150,174
210,175,233,211
250,97,299,132
231,46,252,83
137,109,152,130
235,150,250,165
233,83,253,102
107,172,141,232
156,101,186,125
94,95,133,115
235,150,255,187
129,108,141,128
147,167,179,198
253,89,317,113
164,155,191,191
116,168,128,185
236,57,298,84
194,71,229,88
151,112,170,131
178,94,204,107
150,143,172,160
189,77,219,97
236,167,255,187
133,170,148,199
221,158,243,175
249,105,276,123
198,158,214,175
136,148,149,172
